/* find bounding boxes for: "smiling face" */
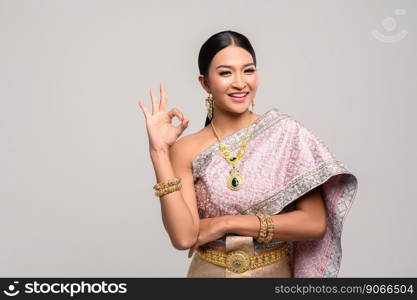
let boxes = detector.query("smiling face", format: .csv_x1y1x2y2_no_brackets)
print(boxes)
199,45,259,115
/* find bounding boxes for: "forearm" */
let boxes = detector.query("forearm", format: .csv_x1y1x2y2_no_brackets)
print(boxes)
223,210,326,242
150,149,197,249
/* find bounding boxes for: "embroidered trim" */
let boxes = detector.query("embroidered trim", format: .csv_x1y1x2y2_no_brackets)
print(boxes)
240,159,356,215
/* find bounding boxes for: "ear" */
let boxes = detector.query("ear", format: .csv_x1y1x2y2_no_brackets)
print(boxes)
198,75,210,93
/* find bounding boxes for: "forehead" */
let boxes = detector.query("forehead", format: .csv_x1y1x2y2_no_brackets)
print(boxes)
210,46,253,67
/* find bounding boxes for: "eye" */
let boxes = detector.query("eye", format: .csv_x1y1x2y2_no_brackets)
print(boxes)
219,68,256,76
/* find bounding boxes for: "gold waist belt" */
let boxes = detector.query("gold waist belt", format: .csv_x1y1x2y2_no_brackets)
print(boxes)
196,243,290,274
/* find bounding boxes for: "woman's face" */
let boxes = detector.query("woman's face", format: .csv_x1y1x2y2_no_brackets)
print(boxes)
200,45,259,115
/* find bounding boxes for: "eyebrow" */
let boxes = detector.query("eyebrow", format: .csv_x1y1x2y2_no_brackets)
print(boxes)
215,63,255,69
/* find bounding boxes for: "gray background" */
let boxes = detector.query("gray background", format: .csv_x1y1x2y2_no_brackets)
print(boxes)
1,0,416,277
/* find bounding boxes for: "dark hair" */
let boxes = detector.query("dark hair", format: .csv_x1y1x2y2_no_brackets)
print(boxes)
198,30,257,127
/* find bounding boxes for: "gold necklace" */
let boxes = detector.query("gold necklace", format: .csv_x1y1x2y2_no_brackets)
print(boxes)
210,112,255,191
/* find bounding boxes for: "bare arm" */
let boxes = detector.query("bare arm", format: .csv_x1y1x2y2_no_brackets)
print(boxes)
222,186,327,241
187,186,328,258
138,82,199,250
150,147,199,250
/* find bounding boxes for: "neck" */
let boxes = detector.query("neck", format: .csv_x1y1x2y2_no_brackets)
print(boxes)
210,109,258,137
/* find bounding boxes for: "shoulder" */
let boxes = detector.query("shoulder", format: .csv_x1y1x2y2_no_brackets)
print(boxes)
280,114,310,132
169,128,208,168
171,127,207,152
265,107,299,130
273,113,324,146
283,114,334,154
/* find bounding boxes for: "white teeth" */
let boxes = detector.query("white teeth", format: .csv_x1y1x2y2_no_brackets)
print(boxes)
229,93,247,97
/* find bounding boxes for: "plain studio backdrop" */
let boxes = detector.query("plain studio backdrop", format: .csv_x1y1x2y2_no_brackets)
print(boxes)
0,0,416,277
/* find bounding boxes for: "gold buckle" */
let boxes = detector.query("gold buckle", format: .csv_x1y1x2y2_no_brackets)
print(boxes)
196,243,290,274
225,250,251,273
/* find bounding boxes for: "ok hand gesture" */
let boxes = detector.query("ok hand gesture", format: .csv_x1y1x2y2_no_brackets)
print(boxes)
138,82,189,152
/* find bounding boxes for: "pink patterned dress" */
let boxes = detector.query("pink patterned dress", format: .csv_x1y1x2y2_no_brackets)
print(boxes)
186,108,358,278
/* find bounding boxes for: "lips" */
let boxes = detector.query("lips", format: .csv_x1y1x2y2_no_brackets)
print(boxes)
229,92,249,103
228,92,249,97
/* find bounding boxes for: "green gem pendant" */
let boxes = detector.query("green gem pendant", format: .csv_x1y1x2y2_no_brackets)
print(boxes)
227,166,243,191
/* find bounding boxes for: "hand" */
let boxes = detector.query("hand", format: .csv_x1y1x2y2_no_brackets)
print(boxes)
138,82,189,152
188,216,228,258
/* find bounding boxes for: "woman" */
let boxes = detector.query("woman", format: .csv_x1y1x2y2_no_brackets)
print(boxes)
138,30,358,278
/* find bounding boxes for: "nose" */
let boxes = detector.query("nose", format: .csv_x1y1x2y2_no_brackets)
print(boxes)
232,72,246,89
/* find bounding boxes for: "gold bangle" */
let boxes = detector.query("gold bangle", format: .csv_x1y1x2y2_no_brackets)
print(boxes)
155,184,181,197
255,213,275,243
155,183,182,197
153,177,181,191
153,177,181,190
255,213,268,243
259,214,268,243
263,214,275,243
155,183,181,196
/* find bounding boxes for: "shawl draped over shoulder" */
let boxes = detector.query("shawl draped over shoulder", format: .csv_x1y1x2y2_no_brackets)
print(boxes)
190,107,358,277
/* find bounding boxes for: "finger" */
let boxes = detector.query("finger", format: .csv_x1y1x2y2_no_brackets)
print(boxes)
160,82,168,112
175,117,189,135
149,89,159,115
167,108,184,122
138,101,151,121
167,108,189,136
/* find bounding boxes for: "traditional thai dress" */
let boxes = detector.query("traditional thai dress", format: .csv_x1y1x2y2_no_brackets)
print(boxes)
186,108,358,278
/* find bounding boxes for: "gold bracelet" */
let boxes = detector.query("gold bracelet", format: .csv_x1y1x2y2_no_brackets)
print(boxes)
155,183,181,196
255,213,268,243
264,214,275,243
155,183,181,197
153,177,181,191
255,213,275,243
155,183,182,197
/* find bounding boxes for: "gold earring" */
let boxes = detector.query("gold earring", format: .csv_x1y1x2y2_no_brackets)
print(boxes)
250,98,255,113
205,93,214,120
